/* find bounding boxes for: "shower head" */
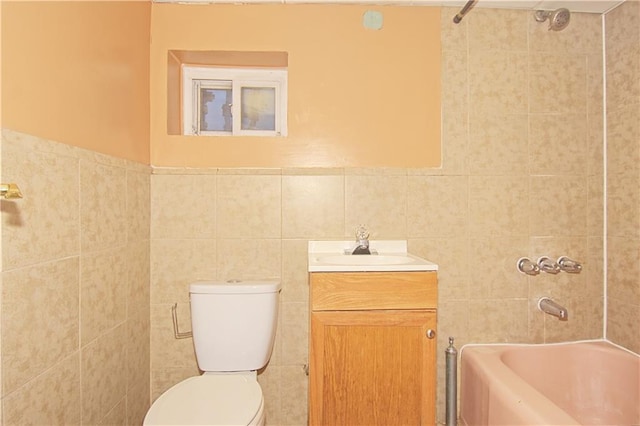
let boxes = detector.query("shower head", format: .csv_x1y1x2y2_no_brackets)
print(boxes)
534,8,571,31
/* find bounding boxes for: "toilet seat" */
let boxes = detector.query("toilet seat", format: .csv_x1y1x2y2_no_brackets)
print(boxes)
143,374,263,425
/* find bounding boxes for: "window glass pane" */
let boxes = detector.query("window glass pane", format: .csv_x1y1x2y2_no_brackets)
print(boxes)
241,87,276,131
200,87,233,132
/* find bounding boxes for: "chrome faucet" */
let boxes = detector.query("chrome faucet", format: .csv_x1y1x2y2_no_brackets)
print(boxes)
538,297,568,321
352,225,371,255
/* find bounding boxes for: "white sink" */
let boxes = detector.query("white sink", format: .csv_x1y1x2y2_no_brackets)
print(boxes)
308,240,438,272
314,255,417,266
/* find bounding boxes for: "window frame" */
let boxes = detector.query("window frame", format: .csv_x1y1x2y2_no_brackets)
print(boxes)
182,66,288,137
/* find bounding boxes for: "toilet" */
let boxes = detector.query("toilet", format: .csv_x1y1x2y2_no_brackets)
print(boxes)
144,280,281,426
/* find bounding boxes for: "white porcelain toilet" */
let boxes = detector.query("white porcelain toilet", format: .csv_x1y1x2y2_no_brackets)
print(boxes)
144,280,281,426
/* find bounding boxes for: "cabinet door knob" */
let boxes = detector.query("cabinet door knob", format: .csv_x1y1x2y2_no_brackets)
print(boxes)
426,329,436,339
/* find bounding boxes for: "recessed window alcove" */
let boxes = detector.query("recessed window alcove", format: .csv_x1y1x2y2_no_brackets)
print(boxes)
152,5,442,168
167,50,289,137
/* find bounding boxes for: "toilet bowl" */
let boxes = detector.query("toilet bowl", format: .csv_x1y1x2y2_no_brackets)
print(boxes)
143,372,264,426
144,280,280,426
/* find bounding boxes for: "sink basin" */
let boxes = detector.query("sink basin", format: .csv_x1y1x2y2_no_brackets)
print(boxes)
308,241,438,272
314,255,416,266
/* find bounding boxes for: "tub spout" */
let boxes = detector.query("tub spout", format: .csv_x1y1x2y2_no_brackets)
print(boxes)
538,297,568,320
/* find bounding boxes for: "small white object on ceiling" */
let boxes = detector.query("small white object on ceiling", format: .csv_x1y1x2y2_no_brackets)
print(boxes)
363,10,384,30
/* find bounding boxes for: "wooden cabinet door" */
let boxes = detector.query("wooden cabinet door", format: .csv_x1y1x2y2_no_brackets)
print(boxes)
309,309,436,426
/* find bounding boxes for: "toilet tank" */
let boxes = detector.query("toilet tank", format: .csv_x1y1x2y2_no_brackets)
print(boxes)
189,280,281,372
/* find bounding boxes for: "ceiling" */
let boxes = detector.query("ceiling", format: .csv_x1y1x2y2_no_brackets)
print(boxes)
154,0,627,14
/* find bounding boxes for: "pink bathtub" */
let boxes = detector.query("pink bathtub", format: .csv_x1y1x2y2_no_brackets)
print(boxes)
460,341,640,425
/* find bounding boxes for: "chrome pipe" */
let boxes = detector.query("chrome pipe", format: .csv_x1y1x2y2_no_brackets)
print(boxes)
445,337,458,426
453,0,477,24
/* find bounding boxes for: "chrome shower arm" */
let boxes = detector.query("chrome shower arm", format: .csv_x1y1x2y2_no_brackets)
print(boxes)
453,0,477,24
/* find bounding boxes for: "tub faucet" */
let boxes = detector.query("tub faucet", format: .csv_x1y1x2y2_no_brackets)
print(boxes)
538,297,568,321
352,225,371,255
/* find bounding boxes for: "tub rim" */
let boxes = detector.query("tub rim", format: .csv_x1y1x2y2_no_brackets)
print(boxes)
459,338,639,358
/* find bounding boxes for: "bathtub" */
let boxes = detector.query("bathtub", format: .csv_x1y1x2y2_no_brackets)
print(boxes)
459,340,640,426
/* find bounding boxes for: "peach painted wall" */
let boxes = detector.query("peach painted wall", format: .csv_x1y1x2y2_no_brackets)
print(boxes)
1,1,151,164
150,4,441,168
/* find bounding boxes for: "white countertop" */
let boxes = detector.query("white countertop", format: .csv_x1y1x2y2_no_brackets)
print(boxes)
308,240,438,272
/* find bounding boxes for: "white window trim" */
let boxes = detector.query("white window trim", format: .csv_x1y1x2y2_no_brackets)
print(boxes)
182,66,288,137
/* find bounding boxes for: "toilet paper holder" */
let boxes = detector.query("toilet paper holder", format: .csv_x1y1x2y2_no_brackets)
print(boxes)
171,303,193,339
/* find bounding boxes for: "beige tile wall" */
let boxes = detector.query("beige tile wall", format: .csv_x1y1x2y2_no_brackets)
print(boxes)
149,8,607,425
1,129,151,425
605,0,640,354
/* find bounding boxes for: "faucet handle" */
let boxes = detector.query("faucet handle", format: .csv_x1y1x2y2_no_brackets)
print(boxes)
557,256,582,273
517,257,540,275
355,224,369,241
537,256,561,274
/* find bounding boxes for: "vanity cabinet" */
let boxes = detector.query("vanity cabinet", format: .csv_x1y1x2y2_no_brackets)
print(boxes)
308,272,438,426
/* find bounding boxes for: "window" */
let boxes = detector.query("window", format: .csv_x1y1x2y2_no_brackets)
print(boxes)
182,66,287,137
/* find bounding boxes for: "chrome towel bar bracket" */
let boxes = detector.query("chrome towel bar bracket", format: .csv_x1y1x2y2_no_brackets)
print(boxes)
0,183,23,199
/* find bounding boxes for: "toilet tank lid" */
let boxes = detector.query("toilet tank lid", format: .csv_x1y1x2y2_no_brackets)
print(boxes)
190,280,281,294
